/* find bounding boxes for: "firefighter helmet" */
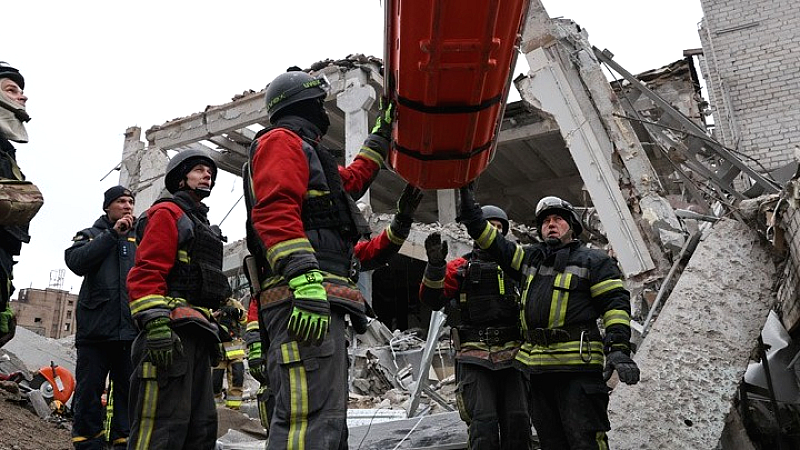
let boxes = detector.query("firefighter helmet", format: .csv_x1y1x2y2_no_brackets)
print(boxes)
0,61,24,90
535,196,583,236
264,70,330,120
165,149,218,195
481,205,509,235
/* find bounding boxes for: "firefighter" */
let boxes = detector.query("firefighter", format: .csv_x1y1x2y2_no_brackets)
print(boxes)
419,205,532,450
243,66,404,449
457,188,640,450
212,296,247,410
126,149,232,450
65,186,137,450
0,61,35,348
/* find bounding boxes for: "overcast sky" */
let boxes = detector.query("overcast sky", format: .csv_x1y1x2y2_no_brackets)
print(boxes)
4,0,703,294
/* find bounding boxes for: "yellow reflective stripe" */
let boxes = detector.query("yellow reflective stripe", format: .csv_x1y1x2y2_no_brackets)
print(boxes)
422,276,444,289
226,399,243,408
113,438,128,446
591,279,624,297
177,249,189,263
511,245,524,271
358,145,383,165
460,292,467,305
134,362,159,450
517,340,605,367
266,238,314,269
306,189,329,198
246,321,259,332
597,431,609,450
385,225,404,246
519,274,534,332
127,237,136,242
129,295,168,315
548,273,571,328
227,349,246,359
603,309,630,328
497,267,505,295
283,342,308,450
475,222,498,249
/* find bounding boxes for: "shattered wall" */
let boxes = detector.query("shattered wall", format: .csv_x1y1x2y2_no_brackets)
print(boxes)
699,0,800,172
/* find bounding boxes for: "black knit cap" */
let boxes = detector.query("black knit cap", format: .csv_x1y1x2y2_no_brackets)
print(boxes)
103,185,133,210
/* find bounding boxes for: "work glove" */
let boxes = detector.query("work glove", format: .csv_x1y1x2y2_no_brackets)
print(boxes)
287,270,330,346
458,184,483,225
391,184,424,237
0,314,15,348
248,341,267,383
425,232,448,267
144,317,182,370
603,350,640,385
371,97,395,141
0,305,14,334
222,305,243,321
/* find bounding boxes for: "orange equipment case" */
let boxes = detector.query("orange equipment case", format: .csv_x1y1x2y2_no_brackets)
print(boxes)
384,0,530,189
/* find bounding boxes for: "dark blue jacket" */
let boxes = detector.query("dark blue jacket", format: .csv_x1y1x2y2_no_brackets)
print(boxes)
65,215,137,344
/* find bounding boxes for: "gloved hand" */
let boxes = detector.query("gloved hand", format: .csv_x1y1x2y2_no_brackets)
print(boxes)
603,351,640,385
424,232,448,266
287,270,330,345
0,311,15,348
371,97,395,141
0,305,14,334
222,305,243,321
248,341,267,383
145,317,182,369
391,184,424,238
351,315,369,334
458,183,483,225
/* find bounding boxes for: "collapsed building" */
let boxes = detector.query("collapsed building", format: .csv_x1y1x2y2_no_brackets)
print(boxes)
103,0,800,448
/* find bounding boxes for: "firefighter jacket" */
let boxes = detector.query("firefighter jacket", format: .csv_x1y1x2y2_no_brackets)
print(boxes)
0,136,29,278
463,218,632,374
420,248,522,369
65,215,138,344
127,191,231,338
243,114,386,328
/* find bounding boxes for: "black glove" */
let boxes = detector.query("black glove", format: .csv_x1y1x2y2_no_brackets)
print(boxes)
424,232,448,267
222,305,242,320
391,184,424,239
458,184,483,225
603,351,640,385
351,315,369,334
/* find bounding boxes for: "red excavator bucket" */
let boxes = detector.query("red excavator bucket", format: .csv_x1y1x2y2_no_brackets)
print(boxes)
384,0,530,189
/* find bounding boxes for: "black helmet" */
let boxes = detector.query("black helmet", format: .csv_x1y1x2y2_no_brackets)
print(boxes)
0,61,24,90
264,70,330,120
165,149,218,195
481,205,509,235
535,196,583,237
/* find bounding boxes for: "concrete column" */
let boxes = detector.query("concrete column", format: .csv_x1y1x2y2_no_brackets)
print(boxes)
337,69,378,301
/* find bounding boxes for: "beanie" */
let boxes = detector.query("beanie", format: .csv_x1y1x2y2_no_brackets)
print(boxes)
103,185,133,210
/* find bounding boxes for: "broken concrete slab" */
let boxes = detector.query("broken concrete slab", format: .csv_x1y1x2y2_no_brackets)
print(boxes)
1,326,76,375
607,218,776,448
347,410,467,449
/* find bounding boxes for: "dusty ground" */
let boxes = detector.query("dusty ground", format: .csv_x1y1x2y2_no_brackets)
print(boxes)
0,385,72,450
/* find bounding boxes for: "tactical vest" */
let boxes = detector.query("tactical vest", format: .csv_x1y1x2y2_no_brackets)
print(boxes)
244,124,370,284
457,256,520,327
144,199,231,309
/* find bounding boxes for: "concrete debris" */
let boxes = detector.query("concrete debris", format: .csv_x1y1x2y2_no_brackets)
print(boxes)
607,218,776,449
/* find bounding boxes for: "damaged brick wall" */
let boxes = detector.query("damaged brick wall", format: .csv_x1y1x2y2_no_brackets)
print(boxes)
777,204,800,333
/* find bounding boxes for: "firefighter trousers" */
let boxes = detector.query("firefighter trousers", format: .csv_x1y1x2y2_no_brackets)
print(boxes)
72,341,133,450
528,371,611,450
261,304,349,450
128,325,218,450
456,361,532,450
213,339,246,409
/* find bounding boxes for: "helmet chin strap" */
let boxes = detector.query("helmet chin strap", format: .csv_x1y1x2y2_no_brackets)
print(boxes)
193,186,212,199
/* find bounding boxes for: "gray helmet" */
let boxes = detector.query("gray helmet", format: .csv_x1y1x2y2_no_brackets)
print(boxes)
0,61,24,90
264,70,330,120
535,196,583,237
481,205,509,235
165,149,218,195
